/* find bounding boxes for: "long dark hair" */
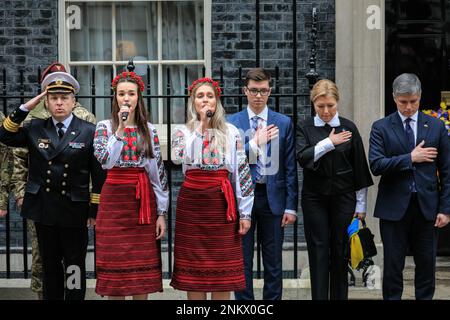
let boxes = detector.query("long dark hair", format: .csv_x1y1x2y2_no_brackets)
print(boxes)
111,77,154,158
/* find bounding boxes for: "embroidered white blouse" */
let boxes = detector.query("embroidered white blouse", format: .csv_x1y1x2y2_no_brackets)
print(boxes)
93,120,169,215
171,123,254,220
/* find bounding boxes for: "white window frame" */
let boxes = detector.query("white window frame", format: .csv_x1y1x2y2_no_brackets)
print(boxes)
58,0,211,126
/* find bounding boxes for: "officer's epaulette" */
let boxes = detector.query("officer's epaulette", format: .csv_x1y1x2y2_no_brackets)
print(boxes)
3,107,29,132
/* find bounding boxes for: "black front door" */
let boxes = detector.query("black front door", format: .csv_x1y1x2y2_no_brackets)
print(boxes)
386,0,450,114
386,0,450,255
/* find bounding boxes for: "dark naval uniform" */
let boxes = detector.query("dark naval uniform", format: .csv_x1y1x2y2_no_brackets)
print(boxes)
0,80,105,300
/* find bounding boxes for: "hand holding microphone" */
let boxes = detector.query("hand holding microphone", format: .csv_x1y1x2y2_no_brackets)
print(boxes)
200,104,214,121
120,104,130,122
198,105,214,133
115,104,131,138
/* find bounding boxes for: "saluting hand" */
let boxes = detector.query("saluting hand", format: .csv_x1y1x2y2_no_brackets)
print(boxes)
24,90,47,111
329,128,352,146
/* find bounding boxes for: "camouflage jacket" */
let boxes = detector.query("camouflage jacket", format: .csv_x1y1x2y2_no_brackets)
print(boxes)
11,100,96,200
0,112,14,210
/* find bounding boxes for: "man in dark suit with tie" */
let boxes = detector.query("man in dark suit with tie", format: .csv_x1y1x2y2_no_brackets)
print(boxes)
228,68,298,300
0,71,105,300
369,73,450,300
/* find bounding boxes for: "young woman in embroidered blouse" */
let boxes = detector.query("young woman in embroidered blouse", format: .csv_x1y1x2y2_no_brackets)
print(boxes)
170,77,254,300
93,70,169,300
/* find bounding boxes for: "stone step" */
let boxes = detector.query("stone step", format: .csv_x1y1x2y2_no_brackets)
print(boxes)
0,285,448,300
403,257,450,280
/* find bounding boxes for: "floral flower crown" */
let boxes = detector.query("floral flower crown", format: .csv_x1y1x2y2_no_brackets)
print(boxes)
188,77,222,97
111,71,145,92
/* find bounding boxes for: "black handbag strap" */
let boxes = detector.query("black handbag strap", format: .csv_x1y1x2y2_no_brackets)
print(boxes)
360,219,367,229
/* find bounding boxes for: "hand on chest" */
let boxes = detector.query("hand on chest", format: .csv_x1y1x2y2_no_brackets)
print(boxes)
314,126,352,151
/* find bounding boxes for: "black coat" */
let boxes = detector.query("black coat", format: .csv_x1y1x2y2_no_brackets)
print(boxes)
0,107,105,227
297,116,373,196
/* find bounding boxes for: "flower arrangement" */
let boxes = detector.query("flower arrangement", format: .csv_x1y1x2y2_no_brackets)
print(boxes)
111,71,145,92
422,101,450,136
188,77,222,97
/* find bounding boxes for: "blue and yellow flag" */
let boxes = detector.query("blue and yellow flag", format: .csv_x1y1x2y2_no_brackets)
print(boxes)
347,218,364,269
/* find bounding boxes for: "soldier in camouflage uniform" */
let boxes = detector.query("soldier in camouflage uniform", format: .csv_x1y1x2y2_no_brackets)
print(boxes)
10,62,96,299
0,111,14,218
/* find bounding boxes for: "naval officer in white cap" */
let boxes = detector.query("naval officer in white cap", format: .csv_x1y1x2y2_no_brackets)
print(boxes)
0,69,105,300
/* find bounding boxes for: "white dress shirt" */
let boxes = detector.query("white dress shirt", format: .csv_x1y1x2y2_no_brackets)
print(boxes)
52,114,73,135
247,106,296,216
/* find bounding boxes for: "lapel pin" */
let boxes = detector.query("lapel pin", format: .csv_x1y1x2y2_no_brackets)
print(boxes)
424,124,428,127
71,131,75,135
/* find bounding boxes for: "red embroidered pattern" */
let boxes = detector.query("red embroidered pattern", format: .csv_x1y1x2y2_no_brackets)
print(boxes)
202,131,220,165
123,127,139,161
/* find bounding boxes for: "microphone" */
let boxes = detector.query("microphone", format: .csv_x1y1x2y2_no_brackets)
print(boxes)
121,105,129,121
206,110,213,118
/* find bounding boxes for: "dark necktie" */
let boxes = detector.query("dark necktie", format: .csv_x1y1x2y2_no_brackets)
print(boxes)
404,118,417,192
404,118,415,151
56,122,64,140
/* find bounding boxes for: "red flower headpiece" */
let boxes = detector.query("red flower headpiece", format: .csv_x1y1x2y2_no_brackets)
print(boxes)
188,77,222,97
111,71,145,92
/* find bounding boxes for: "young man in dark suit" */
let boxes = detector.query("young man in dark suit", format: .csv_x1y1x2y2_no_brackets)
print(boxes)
0,71,105,300
369,73,450,300
228,68,298,300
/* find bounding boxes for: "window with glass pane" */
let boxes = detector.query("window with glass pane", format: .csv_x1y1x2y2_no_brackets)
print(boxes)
64,1,207,123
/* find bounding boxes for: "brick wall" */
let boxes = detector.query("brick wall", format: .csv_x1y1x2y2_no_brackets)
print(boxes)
0,0,58,107
211,0,336,241
0,0,336,247
0,0,58,248
211,0,335,106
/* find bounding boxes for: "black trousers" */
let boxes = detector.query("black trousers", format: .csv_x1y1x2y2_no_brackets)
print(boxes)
301,191,355,300
380,193,437,300
35,223,88,300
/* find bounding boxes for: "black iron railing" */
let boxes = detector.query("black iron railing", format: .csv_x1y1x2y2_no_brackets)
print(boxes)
0,5,320,280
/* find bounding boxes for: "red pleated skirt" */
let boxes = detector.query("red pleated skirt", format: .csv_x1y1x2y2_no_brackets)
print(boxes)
95,168,162,296
170,169,246,292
